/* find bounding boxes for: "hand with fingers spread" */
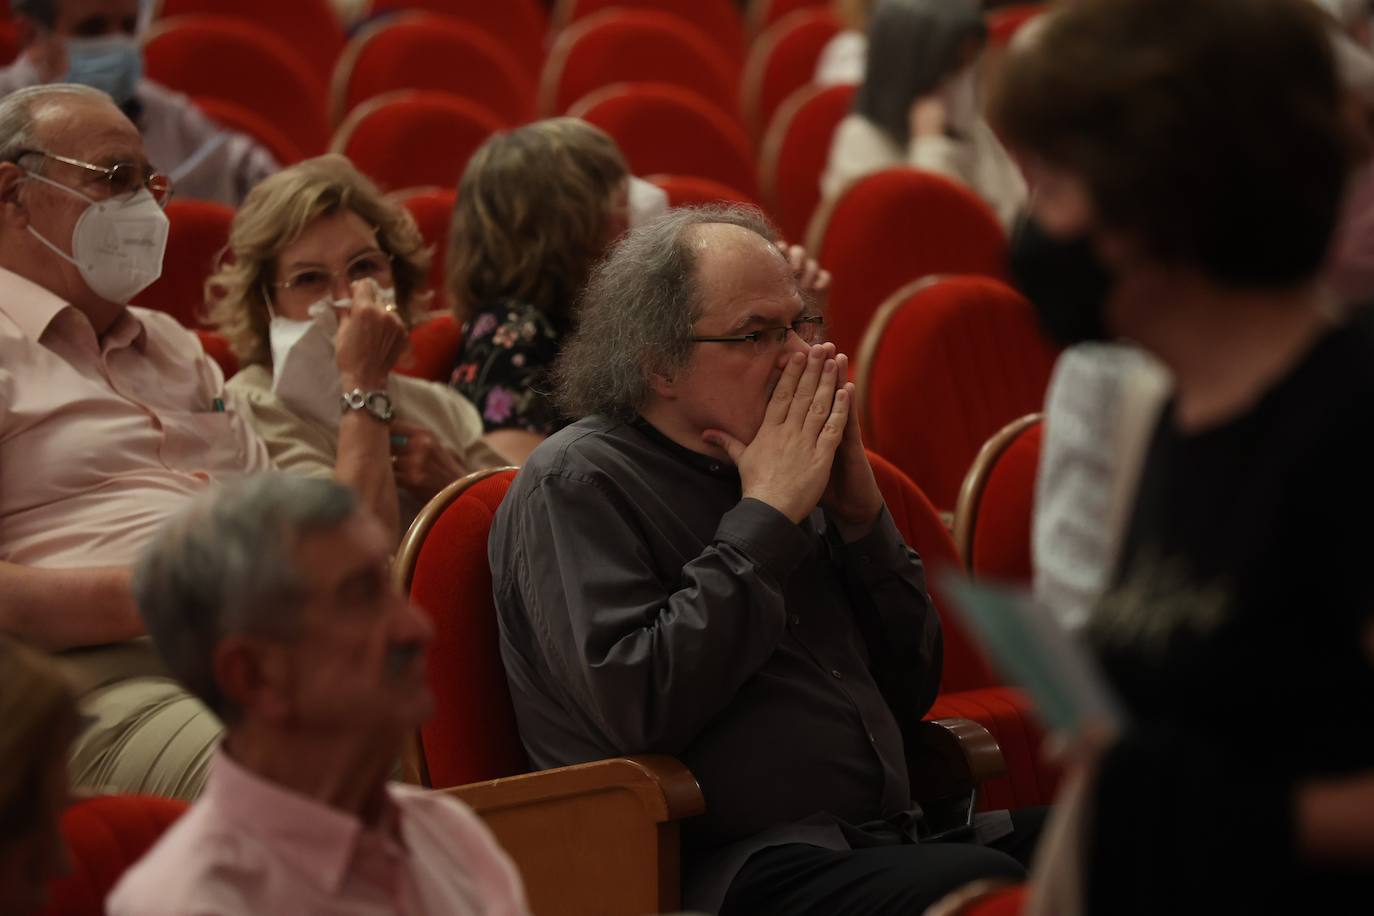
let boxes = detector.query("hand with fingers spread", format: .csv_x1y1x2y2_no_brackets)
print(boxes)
335,277,408,391
774,239,832,312
820,351,884,540
703,342,850,524
390,421,469,499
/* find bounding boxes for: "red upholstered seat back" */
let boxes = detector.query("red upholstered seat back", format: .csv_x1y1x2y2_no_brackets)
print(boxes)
158,0,344,84
571,83,759,200
554,0,747,64
809,168,1008,360
868,451,1000,694
542,10,740,117
365,0,549,77
860,276,1057,512
742,8,841,138
649,173,761,209
397,187,458,305
132,199,233,329
987,3,1048,47
335,14,535,126
40,795,188,916
970,421,1043,584
395,313,464,382
332,90,508,194
761,82,855,243
143,15,330,156
405,469,527,788
750,0,830,32
190,97,307,166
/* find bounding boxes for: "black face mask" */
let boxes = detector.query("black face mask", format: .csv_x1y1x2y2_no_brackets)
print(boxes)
1008,215,1115,347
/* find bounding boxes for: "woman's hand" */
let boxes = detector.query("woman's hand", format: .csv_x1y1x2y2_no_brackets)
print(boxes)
774,240,832,311
335,278,408,390
391,421,468,499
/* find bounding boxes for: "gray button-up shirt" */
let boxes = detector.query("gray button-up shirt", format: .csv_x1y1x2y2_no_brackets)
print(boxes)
490,416,943,910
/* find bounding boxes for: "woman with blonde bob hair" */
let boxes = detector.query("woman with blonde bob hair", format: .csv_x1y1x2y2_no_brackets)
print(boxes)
0,635,79,915
209,155,505,539
447,118,642,463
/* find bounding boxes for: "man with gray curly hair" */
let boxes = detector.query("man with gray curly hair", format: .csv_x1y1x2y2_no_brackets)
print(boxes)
490,206,1042,915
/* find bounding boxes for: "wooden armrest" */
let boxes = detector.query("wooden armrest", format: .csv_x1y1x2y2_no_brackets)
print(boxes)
908,717,1008,804
443,756,704,916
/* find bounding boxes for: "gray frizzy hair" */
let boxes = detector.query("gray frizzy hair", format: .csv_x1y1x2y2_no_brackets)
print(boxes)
553,204,779,422
132,474,357,724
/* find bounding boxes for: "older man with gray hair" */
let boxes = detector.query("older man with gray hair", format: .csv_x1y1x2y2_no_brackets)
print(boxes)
490,205,1043,915
108,473,530,916
0,82,276,799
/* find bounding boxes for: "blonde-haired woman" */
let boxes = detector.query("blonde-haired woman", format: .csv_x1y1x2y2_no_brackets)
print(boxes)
0,635,79,916
209,155,506,539
447,118,635,463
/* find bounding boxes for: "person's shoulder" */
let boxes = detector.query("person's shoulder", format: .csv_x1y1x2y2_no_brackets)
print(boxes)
129,306,203,356
518,416,629,480
135,78,197,115
224,363,273,400
106,805,258,916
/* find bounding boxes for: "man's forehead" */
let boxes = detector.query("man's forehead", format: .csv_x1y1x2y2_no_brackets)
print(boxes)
691,223,799,319
31,95,146,163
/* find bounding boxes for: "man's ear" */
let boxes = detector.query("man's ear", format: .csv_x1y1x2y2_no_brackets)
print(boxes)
214,636,294,725
648,370,677,400
0,163,31,229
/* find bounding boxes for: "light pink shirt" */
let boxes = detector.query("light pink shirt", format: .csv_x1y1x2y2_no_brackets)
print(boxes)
107,751,531,916
0,267,271,568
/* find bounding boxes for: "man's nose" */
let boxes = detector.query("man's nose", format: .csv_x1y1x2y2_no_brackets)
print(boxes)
784,329,813,357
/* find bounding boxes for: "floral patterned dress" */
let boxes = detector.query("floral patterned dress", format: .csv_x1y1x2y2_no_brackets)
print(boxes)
449,299,568,435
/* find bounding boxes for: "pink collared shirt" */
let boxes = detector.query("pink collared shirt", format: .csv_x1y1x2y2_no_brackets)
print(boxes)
107,750,531,916
0,267,271,568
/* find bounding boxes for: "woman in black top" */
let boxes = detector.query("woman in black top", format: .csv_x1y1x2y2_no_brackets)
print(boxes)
990,0,1374,910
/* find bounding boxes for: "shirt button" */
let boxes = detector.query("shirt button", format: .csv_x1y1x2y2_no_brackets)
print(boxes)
709,462,722,473
858,554,872,564
868,733,877,743
789,614,800,626
831,669,843,680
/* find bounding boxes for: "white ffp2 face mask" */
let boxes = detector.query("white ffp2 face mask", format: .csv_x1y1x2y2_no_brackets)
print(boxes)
25,172,169,304
267,287,397,429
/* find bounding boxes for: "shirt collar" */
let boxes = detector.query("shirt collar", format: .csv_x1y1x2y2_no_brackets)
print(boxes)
206,748,402,894
630,416,739,479
0,266,147,352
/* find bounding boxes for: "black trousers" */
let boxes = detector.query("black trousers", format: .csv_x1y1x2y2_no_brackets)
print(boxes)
719,807,1048,916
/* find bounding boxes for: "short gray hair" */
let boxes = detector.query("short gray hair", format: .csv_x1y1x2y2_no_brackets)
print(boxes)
0,83,107,166
554,204,779,422
132,474,358,724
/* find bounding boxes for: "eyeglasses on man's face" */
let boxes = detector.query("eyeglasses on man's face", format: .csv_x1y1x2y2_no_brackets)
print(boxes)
16,149,173,208
273,250,395,301
690,315,827,355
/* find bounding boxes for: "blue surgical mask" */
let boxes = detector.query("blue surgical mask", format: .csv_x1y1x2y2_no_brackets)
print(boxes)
64,36,142,107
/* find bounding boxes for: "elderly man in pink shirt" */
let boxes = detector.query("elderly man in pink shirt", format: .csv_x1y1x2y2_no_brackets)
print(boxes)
0,82,272,798
108,473,530,916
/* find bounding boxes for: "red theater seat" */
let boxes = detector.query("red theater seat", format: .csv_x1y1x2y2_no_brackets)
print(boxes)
551,0,747,64
394,313,464,383
156,0,345,85
143,15,330,156
571,82,759,200
648,173,760,209
363,0,548,77
741,7,841,139
190,97,306,166
747,0,830,34
987,3,1048,47
132,198,234,329
330,90,508,194
856,275,1057,514
955,415,1043,582
396,186,457,305
760,82,855,243
868,451,1057,810
541,9,739,117
807,167,1008,361
40,795,188,916
332,14,535,127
